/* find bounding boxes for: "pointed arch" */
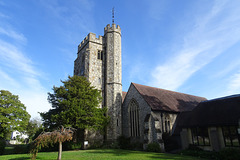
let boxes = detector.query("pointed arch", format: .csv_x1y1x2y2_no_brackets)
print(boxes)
128,99,140,137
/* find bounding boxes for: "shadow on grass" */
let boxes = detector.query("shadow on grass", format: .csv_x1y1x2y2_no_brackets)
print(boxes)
8,157,29,160
87,149,140,156
89,149,197,160
147,153,203,160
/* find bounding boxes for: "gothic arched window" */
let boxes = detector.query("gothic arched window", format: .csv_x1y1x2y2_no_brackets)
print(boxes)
164,115,171,133
128,99,140,137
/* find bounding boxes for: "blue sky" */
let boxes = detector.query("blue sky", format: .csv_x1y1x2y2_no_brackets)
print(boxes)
1,0,240,119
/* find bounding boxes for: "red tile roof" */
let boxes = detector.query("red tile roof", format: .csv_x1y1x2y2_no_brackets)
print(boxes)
132,83,206,112
122,91,127,103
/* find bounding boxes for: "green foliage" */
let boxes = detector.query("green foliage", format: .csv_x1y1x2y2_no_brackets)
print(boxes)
13,144,30,154
26,118,43,142
63,141,82,150
16,135,26,143
117,135,132,149
30,126,75,160
0,90,31,139
181,146,240,160
116,136,143,150
217,148,240,160
40,75,109,136
146,142,161,152
0,139,6,155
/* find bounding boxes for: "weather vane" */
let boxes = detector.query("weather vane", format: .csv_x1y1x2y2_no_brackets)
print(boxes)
112,7,115,24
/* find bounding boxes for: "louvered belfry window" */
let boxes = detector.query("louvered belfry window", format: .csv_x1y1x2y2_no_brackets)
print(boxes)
129,99,140,137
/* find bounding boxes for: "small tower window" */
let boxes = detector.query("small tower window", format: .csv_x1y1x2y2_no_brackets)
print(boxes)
98,50,103,60
98,77,101,84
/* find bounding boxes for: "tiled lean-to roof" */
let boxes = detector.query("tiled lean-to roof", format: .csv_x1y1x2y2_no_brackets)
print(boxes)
122,91,127,103
177,95,240,127
132,83,206,112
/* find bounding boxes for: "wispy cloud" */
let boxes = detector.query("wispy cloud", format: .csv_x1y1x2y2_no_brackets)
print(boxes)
147,0,169,21
0,27,26,43
0,23,50,118
227,72,240,95
150,0,240,90
0,40,37,76
39,0,95,33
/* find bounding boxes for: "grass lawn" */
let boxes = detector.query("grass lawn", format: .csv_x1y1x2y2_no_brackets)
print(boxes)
0,149,205,160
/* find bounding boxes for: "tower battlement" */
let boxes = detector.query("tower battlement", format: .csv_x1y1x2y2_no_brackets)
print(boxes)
78,33,103,51
104,24,121,35
74,23,122,142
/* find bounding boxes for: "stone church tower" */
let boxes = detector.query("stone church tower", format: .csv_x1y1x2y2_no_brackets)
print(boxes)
74,23,122,141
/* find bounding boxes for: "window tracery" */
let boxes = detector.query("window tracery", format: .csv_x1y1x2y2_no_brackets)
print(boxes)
129,99,140,137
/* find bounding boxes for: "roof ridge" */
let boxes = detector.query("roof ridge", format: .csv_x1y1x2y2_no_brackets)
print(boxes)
203,94,240,103
132,82,206,100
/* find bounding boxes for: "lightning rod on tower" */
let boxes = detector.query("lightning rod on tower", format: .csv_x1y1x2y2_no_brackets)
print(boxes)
112,7,115,24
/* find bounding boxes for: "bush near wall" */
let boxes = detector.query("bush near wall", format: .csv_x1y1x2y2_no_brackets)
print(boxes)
217,148,240,160
181,145,240,160
14,144,30,154
117,136,143,150
146,142,161,152
0,139,6,155
117,136,132,149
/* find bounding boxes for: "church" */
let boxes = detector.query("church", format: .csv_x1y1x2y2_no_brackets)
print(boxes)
74,23,240,151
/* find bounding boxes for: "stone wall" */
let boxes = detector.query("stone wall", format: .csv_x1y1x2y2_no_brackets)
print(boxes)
105,24,122,141
74,24,122,142
122,84,152,140
123,83,180,151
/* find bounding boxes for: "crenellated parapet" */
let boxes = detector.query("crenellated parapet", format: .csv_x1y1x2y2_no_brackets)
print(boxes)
74,23,122,142
78,33,103,52
104,24,121,35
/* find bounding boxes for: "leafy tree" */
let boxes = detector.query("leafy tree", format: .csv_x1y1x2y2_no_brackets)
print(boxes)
30,126,75,160
27,118,43,142
0,90,30,139
40,75,109,142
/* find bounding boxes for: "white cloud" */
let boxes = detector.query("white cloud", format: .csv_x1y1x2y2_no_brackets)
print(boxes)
147,0,169,20
19,90,51,119
0,40,38,76
213,60,240,78
150,0,240,90
0,24,50,119
227,72,240,95
0,68,20,88
0,27,27,43
39,0,95,33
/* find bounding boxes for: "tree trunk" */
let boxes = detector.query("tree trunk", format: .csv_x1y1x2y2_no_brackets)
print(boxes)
76,128,85,149
31,153,37,160
57,141,62,160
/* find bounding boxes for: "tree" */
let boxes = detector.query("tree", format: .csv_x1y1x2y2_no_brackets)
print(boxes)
30,126,75,160
40,75,109,142
26,118,43,142
0,90,30,139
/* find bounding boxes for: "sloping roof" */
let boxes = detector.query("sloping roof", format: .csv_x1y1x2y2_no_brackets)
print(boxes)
177,95,240,127
132,83,206,112
122,91,127,103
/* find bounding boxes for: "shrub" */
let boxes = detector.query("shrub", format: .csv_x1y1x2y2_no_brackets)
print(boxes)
63,141,82,150
181,146,240,160
180,145,217,159
14,144,30,154
217,148,240,160
162,133,180,151
117,136,132,149
146,142,161,152
131,141,143,150
0,139,6,155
